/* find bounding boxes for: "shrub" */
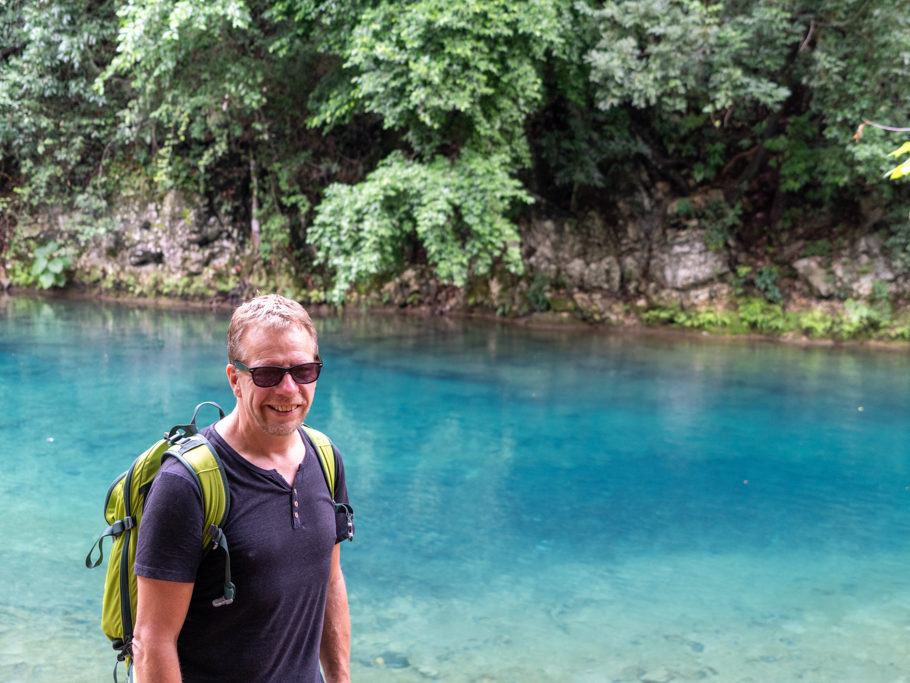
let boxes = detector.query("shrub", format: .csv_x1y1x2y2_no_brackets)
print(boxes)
30,241,72,289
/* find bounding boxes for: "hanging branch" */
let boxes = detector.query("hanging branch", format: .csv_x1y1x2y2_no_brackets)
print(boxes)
854,118,910,141
799,17,816,52
862,118,910,133
250,153,260,249
799,0,873,52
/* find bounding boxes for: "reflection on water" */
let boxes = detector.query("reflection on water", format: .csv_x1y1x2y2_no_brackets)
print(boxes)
2,294,910,681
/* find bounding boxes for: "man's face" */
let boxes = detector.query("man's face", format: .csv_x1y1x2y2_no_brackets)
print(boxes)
228,324,318,437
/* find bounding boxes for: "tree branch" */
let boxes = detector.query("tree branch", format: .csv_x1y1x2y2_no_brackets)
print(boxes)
830,0,874,27
799,18,816,52
862,118,910,133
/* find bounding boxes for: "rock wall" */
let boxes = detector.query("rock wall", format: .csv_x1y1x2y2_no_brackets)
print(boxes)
6,191,252,300
516,211,738,320
793,234,908,300
9,186,909,321
73,191,240,294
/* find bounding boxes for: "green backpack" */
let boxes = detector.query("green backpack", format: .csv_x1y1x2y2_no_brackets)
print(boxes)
85,402,353,680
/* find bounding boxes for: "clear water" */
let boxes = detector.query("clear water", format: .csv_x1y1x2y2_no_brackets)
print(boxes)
3,296,910,682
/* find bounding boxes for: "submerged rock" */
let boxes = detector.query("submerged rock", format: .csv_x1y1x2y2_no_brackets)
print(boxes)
373,651,411,669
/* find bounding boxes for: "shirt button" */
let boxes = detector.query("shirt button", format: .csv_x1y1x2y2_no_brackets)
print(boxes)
294,501,299,507
294,512,299,518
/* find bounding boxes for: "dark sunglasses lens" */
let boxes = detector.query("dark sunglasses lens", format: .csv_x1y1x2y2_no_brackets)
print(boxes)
247,364,320,387
290,363,321,384
250,367,285,387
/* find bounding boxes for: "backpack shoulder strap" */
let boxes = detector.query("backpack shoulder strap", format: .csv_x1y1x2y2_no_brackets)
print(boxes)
167,433,231,541
163,401,230,546
301,425,337,497
166,432,235,607
301,425,354,542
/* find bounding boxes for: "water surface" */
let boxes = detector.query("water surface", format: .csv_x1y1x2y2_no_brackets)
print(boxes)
2,295,910,682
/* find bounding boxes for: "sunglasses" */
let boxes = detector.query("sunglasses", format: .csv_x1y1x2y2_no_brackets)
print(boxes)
232,359,323,387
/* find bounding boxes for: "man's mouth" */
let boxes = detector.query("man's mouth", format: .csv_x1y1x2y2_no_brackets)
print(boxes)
269,404,298,414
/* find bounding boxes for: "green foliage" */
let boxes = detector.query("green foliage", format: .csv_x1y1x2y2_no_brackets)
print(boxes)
801,239,833,259
841,299,886,337
98,0,263,180
763,114,832,198
728,263,783,303
309,0,568,163
310,150,529,303
92,0,332,260
527,276,551,313
887,142,910,180
256,157,312,260
729,265,752,297
303,0,575,301
753,265,782,304
0,0,120,206
641,303,737,332
838,283,894,337
793,309,834,338
641,294,910,341
737,297,786,333
671,196,740,250
87,0,567,297
584,0,910,215
702,199,740,251
30,240,72,289
3,0,910,324
586,0,790,115
536,106,645,195
803,3,910,189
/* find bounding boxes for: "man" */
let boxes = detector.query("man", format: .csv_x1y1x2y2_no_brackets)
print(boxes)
132,294,352,682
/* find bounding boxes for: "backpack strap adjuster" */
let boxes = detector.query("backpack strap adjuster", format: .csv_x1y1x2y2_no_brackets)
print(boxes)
208,524,235,607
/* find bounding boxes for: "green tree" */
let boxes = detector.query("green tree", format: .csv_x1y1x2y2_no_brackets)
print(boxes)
0,0,120,209
584,0,910,227
305,0,573,301
310,150,528,304
5,0,910,313
95,0,348,259
98,0,261,186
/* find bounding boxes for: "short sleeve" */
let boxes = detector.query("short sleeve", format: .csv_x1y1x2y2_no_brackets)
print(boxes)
134,458,206,583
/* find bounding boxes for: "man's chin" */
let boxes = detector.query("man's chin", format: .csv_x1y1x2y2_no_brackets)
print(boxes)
269,422,301,435
259,414,304,436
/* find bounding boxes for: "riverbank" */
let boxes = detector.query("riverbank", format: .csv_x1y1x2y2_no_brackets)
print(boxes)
6,285,910,352
6,182,910,352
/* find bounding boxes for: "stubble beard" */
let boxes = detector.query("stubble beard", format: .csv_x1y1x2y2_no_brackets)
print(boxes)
262,421,300,437
257,405,309,437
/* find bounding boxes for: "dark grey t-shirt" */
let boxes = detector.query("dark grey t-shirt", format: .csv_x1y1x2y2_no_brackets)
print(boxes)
135,425,350,683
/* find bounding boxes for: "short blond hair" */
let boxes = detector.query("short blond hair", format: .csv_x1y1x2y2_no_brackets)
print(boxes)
227,294,319,362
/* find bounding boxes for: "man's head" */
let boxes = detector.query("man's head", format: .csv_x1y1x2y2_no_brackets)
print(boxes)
226,295,320,436
227,294,319,364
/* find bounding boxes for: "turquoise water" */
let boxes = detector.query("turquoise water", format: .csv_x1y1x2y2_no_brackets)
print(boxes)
3,296,910,682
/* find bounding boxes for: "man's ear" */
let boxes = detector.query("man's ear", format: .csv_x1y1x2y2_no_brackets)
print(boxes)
226,363,242,398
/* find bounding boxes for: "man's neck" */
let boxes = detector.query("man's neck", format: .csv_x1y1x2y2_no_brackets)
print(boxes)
216,411,306,483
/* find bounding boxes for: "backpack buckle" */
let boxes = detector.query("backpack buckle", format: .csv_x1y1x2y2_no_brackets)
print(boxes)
334,502,354,542
212,582,235,607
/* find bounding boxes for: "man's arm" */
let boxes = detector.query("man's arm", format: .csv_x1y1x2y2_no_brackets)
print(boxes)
320,543,351,683
132,576,194,683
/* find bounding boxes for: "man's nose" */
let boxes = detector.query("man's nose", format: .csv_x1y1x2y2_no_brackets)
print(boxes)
275,369,300,390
